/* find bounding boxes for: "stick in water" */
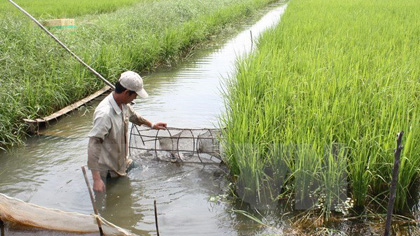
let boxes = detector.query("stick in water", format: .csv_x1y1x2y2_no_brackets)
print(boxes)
81,166,104,236
384,131,404,236
154,200,160,236
0,219,5,236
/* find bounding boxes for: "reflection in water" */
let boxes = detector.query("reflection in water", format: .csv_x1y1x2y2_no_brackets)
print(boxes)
95,175,145,234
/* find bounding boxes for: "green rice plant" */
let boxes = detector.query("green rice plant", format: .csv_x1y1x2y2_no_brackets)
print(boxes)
293,144,322,211
319,144,349,219
233,143,265,204
222,0,420,214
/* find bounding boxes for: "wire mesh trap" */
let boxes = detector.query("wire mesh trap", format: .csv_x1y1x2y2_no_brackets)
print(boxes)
129,125,223,164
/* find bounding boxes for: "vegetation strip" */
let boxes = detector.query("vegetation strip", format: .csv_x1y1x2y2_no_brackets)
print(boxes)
0,0,279,149
23,86,111,132
0,0,144,18
221,0,419,217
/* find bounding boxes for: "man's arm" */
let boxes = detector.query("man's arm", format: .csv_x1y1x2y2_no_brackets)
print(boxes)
127,104,167,129
88,137,106,192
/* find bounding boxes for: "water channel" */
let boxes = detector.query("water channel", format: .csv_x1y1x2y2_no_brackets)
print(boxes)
1,2,419,235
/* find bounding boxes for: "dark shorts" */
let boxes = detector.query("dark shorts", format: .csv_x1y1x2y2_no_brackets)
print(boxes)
101,160,139,180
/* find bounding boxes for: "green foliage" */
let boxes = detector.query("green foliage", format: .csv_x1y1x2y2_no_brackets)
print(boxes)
0,0,145,18
221,0,420,213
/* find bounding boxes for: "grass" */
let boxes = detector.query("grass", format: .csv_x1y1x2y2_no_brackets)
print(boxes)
221,0,420,215
0,0,144,18
0,0,279,149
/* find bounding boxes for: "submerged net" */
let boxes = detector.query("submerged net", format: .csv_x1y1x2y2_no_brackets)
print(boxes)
129,125,223,164
0,193,132,235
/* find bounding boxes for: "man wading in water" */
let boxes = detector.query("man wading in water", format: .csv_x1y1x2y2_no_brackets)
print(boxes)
88,71,167,192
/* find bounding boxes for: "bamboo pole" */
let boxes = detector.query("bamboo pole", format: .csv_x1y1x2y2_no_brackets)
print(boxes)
8,0,115,90
0,219,4,236
384,131,404,236
154,200,160,236
250,30,253,51
81,166,104,236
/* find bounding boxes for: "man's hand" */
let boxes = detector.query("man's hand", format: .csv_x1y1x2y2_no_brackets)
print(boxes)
93,178,106,192
92,170,106,192
153,122,167,130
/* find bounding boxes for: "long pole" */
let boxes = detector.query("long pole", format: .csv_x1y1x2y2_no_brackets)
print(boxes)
8,0,115,90
82,166,104,236
384,131,404,236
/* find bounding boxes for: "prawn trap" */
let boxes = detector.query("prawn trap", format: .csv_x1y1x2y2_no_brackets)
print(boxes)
129,125,223,164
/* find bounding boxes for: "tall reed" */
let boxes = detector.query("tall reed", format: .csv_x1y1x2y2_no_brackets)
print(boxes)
222,0,420,213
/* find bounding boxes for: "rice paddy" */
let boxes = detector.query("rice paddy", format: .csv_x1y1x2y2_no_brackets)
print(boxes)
222,0,420,218
0,0,277,149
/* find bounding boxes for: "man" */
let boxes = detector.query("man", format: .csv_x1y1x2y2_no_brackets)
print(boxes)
88,71,166,192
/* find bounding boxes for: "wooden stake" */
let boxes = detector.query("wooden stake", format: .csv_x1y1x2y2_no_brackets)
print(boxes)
154,200,160,236
384,131,404,236
81,166,104,236
250,30,254,51
0,219,5,236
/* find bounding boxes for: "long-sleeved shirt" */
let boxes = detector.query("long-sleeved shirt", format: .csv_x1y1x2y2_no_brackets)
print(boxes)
87,93,147,177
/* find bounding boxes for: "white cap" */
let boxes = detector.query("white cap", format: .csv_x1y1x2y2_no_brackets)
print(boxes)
119,71,148,98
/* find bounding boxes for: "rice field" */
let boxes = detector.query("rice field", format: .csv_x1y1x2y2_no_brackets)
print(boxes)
222,0,420,217
0,0,278,149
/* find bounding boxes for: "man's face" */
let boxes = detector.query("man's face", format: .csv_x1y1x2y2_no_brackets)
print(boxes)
123,90,138,104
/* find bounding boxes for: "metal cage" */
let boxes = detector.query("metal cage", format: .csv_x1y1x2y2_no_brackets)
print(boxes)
129,125,223,164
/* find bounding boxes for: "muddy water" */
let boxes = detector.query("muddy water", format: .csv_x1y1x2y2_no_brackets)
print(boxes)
0,3,289,236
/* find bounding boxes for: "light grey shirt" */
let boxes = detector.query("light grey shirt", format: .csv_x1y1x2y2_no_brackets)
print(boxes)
88,93,147,177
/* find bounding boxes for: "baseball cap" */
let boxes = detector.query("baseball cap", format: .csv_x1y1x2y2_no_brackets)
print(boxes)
119,71,148,98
